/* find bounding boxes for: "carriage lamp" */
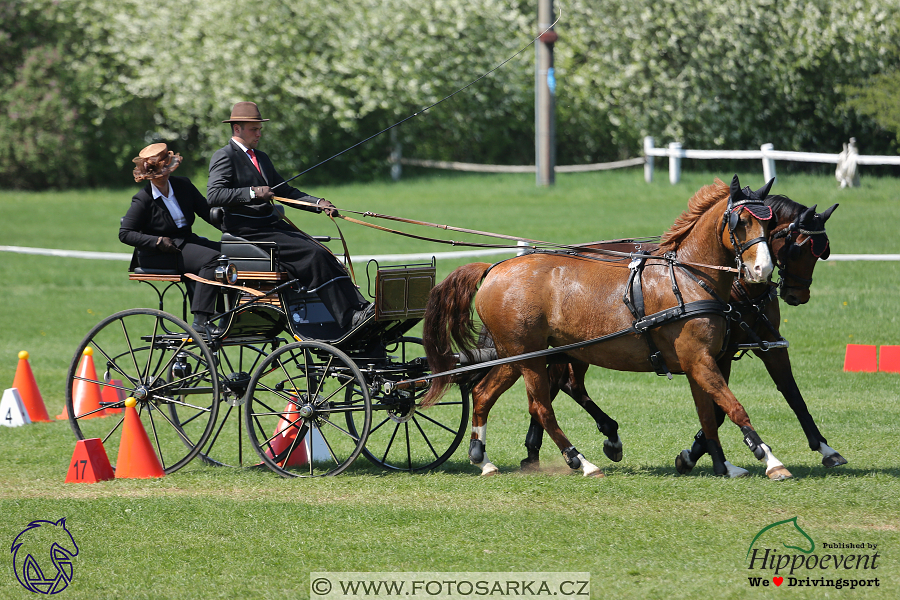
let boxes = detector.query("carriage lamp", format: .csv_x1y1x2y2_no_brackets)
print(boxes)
215,257,238,285
171,353,193,379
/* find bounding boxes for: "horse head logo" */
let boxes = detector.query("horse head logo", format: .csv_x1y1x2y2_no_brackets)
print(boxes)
747,516,815,559
11,518,79,594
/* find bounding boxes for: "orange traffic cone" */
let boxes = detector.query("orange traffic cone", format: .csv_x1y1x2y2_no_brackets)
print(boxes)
12,351,51,422
101,380,125,414
65,438,115,483
115,398,165,478
264,402,309,467
58,347,106,420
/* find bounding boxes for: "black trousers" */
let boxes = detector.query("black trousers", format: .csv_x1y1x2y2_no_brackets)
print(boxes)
229,222,366,327
138,235,222,316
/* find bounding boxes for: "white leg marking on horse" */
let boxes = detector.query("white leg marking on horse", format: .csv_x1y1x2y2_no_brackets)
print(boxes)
578,454,604,477
759,444,782,469
759,443,793,480
723,461,750,478
469,425,497,475
818,442,837,458
479,460,499,476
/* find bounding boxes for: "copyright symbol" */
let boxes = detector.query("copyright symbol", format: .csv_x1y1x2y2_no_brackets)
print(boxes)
312,577,332,595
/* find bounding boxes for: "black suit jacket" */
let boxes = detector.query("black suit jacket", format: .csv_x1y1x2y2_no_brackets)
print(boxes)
119,176,216,268
207,139,320,231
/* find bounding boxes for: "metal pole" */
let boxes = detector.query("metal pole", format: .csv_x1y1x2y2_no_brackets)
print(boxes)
535,0,556,187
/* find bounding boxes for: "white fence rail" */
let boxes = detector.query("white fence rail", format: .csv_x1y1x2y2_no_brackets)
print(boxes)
393,137,900,184
643,136,900,184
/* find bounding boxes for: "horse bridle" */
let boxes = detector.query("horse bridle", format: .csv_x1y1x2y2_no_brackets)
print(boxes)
769,221,829,293
720,198,770,280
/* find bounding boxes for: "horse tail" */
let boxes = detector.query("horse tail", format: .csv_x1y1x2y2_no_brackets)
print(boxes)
421,262,492,407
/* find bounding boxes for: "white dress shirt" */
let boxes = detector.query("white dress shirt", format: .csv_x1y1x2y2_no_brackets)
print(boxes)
151,181,187,228
231,138,259,169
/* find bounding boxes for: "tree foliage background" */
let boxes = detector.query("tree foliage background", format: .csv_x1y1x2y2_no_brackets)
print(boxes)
2,0,898,189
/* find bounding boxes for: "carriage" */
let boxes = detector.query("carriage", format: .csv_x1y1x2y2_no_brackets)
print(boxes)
64,212,469,477
65,176,842,480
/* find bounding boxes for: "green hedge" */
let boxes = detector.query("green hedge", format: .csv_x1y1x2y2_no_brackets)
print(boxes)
3,0,898,189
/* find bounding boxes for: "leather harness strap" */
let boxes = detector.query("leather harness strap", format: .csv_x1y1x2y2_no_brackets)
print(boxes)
182,273,265,297
274,196,740,273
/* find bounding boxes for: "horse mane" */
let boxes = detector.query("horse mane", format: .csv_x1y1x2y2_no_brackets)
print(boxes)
659,178,729,252
766,194,806,224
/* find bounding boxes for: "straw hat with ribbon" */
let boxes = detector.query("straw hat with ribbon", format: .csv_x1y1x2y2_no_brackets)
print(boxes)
132,143,182,182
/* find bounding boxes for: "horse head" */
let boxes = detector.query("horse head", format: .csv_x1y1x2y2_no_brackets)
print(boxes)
722,175,775,283
769,201,838,305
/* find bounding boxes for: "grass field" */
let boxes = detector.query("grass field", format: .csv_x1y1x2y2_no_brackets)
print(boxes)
1,170,898,599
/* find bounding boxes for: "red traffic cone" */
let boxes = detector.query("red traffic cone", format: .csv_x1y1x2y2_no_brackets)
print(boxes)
101,379,125,414
264,402,309,467
12,351,51,422
115,398,165,479
58,347,106,420
65,438,115,483
843,344,877,373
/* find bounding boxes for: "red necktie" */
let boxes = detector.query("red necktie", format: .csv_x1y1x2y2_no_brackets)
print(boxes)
248,149,261,173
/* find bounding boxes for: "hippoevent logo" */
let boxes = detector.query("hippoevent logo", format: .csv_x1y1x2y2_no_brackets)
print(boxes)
746,517,880,590
10,518,79,594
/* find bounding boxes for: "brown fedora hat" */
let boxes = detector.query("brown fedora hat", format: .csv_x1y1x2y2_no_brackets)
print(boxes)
132,143,182,182
222,101,270,123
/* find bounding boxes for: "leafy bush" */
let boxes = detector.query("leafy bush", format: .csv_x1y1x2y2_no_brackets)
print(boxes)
3,0,898,188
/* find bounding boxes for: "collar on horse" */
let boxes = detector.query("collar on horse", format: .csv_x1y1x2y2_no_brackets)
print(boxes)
728,280,788,357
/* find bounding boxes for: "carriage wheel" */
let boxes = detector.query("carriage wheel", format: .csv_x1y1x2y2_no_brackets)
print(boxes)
169,340,275,467
244,341,371,477
65,308,219,474
346,337,469,472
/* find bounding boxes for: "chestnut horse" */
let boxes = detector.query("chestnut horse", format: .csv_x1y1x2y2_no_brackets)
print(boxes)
423,176,791,479
520,195,842,476
674,198,842,472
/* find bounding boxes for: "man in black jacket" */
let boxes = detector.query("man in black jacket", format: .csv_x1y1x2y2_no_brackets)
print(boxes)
206,101,372,331
119,143,222,331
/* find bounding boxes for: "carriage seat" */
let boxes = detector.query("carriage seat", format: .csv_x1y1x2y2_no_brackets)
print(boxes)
128,269,183,284
208,205,332,243
210,206,332,280
220,233,282,275
128,250,181,281
130,266,181,276
122,214,183,279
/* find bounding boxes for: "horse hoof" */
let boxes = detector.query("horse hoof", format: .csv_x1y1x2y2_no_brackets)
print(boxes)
584,468,605,478
822,453,848,468
603,439,624,463
766,465,793,480
674,449,695,475
520,458,540,472
481,463,500,477
724,461,750,478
